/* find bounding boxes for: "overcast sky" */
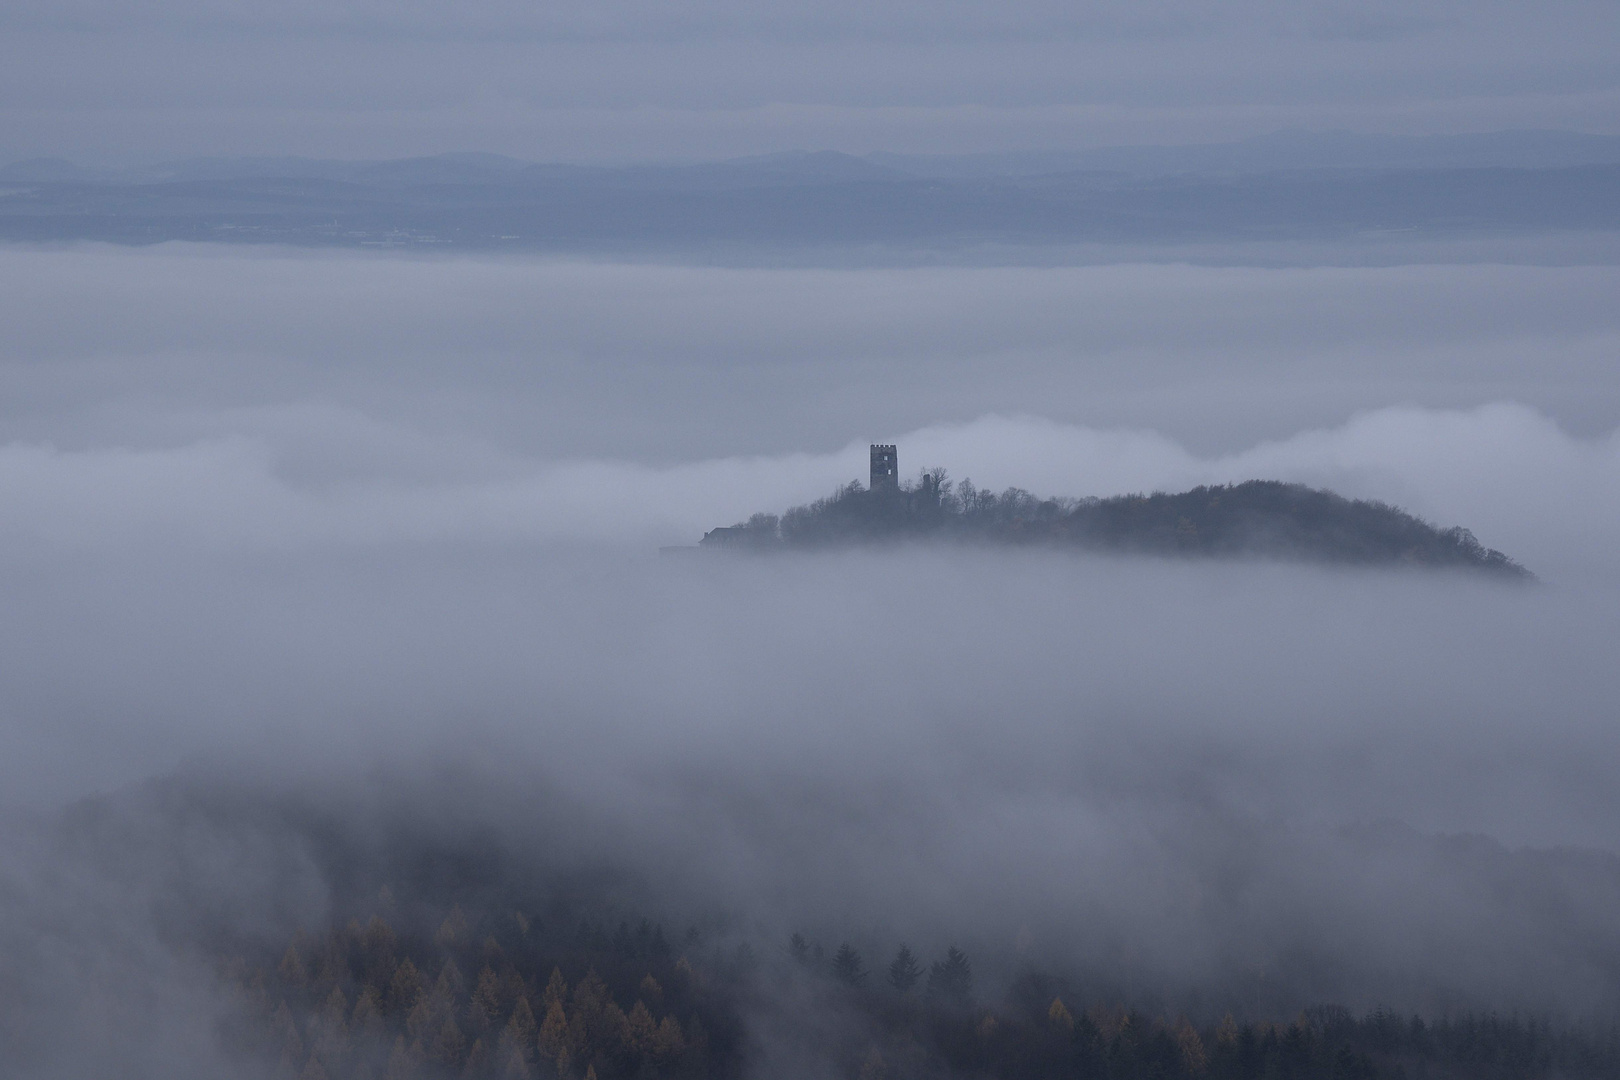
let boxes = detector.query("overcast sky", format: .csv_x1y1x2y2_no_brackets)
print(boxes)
2,0,1618,162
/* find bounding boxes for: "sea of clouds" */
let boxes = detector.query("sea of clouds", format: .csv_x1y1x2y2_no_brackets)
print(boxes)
1,244,1617,568
1,242,1618,1075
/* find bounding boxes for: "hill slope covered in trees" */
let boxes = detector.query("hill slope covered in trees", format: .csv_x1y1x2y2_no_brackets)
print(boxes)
29,776,1620,1079
227,901,1620,1080
701,478,1529,577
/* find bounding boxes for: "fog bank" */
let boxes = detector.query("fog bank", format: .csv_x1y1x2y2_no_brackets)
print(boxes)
4,549,1620,1080
1,244,1617,1075
5,245,1620,458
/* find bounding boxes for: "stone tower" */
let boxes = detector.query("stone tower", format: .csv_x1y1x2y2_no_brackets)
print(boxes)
870,444,898,492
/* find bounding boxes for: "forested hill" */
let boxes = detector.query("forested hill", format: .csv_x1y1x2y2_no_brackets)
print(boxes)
699,478,1530,577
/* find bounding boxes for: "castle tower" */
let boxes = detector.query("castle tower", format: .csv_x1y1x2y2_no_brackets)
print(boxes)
870,444,898,492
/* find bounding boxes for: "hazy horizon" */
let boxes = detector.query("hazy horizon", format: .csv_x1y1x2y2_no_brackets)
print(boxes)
8,126,1620,172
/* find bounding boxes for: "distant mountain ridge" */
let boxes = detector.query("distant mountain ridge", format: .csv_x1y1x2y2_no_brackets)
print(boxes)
4,132,1618,250
9,129,1620,185
868,128,1620,179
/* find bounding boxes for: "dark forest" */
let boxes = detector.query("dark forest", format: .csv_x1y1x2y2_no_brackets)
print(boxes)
230,892,1620,1080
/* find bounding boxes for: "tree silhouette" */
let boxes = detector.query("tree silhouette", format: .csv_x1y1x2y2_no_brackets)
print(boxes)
388,958,424,1015
626,1000,658,1056
927,946,973,1005
504,997,538,1054
652,1015,686,1064
431,1015,466,1068
384,1035,413,1080
468,966,502,1035
832,943,867,986
434,905,469,951
888,945,921,992
538,997,570,1063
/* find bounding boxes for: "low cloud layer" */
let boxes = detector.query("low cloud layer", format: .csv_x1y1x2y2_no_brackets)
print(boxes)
5,245,1618,458
1,245,1616,574
1,403,1616,577
1,244,1618,1075
4,544,1620,1079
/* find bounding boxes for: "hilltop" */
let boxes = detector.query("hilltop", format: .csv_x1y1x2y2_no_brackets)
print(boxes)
700,476,1530,577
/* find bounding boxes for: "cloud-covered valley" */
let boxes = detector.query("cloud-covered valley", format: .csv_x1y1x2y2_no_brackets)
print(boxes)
1,242,1618,1076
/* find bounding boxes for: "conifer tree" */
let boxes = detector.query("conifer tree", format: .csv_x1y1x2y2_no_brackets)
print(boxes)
651,1015,685,1064
432,1015,467,1069
352,986,386,1042
538,998,570,1063
541,968,568,1012
435,957,466,1004
434,906,469,951
467,965,501,1036
389,958,425,1015
406,996,435,1045
832,944,867,986
384,1036,414,1080
638,973,663,1008
602,1001,631,1054
501,997,538,1066
926,946,973,1005
314,986,351,1066
569,969,607,1051
625,1000,658,1056
887,945,921,992
500,967,528,1015
571,969,607,1012
1049,998,1075,1031
1176,1018,1208,1073
462,1039,488,1078
322,986,349,1034
567,1010,589,1066
364,918,398,986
